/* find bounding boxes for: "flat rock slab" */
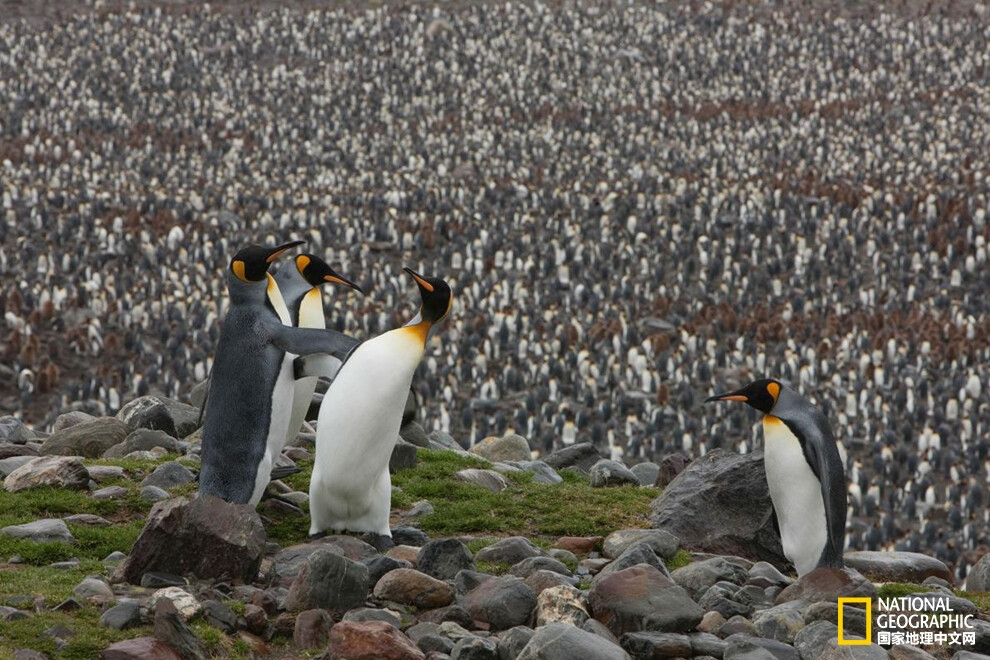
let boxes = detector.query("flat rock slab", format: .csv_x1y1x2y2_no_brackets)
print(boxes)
650,449,788,567
328,620,425,660
4,456,90,492
0,518,75,544
603,529,679,561
843,551,952,584
101,636,183,659
114,495,265,584
39,417,130,458
589,564,704,636
284,547,369,615
470,434,532,462
454,468,511,492
460,575,537,631
519,622,630,660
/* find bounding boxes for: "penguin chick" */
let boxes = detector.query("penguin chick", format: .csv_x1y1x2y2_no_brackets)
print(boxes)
199,241,360,507
707,379,846,576
273,253,363,471
298,268,452,543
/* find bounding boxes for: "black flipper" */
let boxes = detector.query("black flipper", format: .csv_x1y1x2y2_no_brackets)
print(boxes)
261,319,360,360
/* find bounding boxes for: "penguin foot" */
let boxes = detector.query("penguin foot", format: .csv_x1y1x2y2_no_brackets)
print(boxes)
361,532,395,552
308,530,329,541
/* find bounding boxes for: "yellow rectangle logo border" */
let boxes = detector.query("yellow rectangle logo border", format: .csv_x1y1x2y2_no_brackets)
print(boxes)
837,597,872,645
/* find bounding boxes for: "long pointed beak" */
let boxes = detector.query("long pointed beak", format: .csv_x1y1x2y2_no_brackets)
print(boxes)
706,392,749,403
265,240,306,263
324,271,365,295
404,267,435,292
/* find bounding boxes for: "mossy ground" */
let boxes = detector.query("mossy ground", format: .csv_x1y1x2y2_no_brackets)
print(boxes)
0,446,674,658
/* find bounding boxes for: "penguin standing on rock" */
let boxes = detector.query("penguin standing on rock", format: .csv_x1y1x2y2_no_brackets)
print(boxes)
199,242,360,507
707,379,846,576
297,268,452,548
273,253,364,459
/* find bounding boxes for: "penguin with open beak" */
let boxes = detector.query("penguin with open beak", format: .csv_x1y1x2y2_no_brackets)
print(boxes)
198,241,360,507
297,267,452,549
707,379,847,576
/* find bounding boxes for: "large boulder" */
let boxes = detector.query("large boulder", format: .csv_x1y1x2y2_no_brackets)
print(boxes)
4,456,89,492
775,567,876,605
284,547,370,615
843,551,952,584
114,496,265,584
0,518,75,544
518,622,630,660
39,418,130,458
373,568,455,609
460,575,537,631
470,434,532,462
650,449,788,567
589,564,704,636
417,538,475,580
966,552,990,592
117,396,201,438
589,460,640,487
328,620,424,660
104,429,184,458
544,443,602,474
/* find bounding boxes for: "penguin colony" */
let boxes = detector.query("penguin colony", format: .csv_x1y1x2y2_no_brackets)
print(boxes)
1,2,990,578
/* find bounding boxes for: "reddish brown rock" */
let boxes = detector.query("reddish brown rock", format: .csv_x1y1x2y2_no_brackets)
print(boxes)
328,620,425,660
588,564,703,636
525,569,577,596
101,637,182,660
373,568,454,609
236,631,268,655
775,566,876,605
293,609,333,649
553,536,602,555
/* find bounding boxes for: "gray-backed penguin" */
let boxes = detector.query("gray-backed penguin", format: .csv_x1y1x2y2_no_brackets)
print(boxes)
707,379,846,576
273,253,364,461
199,242,360,507
297,268,452,544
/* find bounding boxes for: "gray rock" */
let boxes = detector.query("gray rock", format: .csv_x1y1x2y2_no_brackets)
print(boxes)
512,556,572,579
39,417,130,458
140,485,171,502
453,636,499,660
92,485,129,500
390,440,419,473
752,603,806,644
460,575,537,631
0,455,35,477
620,631,691,658
284,547,369,615
595,542,671,581
73,577,115,601
153,597,206,660
690,631,729,657
456,569,497,594
965,551,990,592
589,564,704,636
0,605,32,621
0,518,75,544
498,626,536,659
113,495,265,583
100,600,143,630
404,500,436,518
518,622,629,660
589,460,640,487
341,607,403,628
672,556,751,600
4,456,89,492
201,600,237,633
603,529,679,561
140,572,188,588
104,429,183,458
535,585,589,627
510,460,563,485
103,551,127,564
817,637,888,660
63,513,111,526
700,584,753,619
888,647,935,660
476,537,546,564
775,567,875,605
400,421,432,448
470,435,532,463
140,461,195,489
118,395,201,438
543,443,602,474
392,526,431,546
455,468,511,492
51,411,95,433
0,442,38,459
419,633,455,655
650,450,787,567
750,562,795,587
723,633,800,660
294,608,333,648
419,539,476,580
0,417,34,442
794,620,839,660
364,555,411,585
843,551,952,584
86,465,126,482
630,462,661,487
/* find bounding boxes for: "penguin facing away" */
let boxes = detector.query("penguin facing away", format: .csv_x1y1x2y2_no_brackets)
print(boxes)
199,242,360,507
297,268,452,543
273,254,364,464
707,379,846,576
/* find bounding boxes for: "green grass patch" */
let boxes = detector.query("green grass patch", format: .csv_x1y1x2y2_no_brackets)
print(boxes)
476,560,512,575
282,459,315,493
665,549,692,571
875,582,928,599
86,454,181,474
391,450,658,539
0,608,150,660
0,560,108,604
956,590,990,613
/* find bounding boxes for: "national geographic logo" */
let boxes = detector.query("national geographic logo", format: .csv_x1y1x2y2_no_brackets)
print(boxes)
838,596,977,646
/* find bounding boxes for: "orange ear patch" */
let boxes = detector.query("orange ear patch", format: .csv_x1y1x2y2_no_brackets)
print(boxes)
232,260,248,282
296,255,311,273
767,382,780,402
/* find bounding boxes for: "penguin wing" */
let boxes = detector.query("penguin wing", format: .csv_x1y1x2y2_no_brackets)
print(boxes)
260,319,359,360
293,353,343,381
788,413,847,565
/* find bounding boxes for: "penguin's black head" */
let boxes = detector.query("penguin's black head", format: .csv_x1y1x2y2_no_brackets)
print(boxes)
706,378,781,415
404,267,452,324
230,240,305,282
294,254,364,294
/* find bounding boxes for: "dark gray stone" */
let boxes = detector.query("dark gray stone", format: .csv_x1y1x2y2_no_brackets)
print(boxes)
201,600,237,634
419,633,455,655
392,526,430,546
153,597,206,660
363,555,410,586
650,450,788,567
843,551,952,584
118,395,201,438
505,460,563,485
100,600,143,630
390,440,419,473
511,556,572,579
589,460,640,487
452,636,499,660
543,443,602,474
630,462,661,487
672,557,751,600
794,620,839,660
456,569,496,595
476,537,545,565
621,631,691,658
498,626,536,660
284,547,369,615
0,416,34,442
723,633,800,660
140,462,195,489
0,518,75,544
595,542,671,582
518,622,629,660
104,429,182,458
39,417,130,458
419,539,476,580
342,606,403,628
294,608,333,649
140,572,188,588
589,564,704,636
460,576,537,631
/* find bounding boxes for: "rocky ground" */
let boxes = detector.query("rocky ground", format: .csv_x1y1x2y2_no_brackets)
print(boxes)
1,397,989,659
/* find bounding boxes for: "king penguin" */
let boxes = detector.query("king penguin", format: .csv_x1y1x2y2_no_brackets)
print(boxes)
199,242,360,507
707,379,846,576
297,268,452,545
273,253,364,461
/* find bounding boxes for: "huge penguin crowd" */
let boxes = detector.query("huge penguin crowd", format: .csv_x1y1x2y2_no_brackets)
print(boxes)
1,1,989,580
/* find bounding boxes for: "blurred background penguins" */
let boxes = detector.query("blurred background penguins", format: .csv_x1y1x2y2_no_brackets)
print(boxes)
199,242,360,507
707,379,847,576
298,268,452,549
273,254,364,466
